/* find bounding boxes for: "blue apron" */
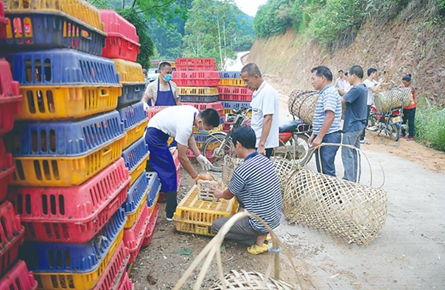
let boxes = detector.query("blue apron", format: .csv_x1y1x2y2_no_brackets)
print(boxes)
148,78,176,106
145,127,178,192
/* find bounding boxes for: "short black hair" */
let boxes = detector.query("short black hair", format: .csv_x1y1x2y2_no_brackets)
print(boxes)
402,74,412,82
232,126,256,149
241,63,262,77
349,65,364,79
200,108,220,127
311,66,333,81
338,69,344,73
159,61,172,70
367,67,377,76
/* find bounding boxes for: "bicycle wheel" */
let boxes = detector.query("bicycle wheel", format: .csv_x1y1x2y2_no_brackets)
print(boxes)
202,132,234,172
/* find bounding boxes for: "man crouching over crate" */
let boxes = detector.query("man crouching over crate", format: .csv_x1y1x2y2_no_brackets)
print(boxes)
211,126,283,255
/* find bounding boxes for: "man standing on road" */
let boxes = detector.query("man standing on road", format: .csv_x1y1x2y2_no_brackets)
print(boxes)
341,65,368,182
335,69,346,91
308,66,342,177
361,67,383,144
241,63,279,158
141,61,181,109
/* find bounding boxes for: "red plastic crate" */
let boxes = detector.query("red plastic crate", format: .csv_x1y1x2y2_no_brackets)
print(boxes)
100,10,140,62
0,260,37,290
0,58,20,98
118,272,134,290
184,101,223,114
172,71,220,87
217,86,253,101
7,158,131,243
146,106,169,120
93,242,130,290
187,148,216,163
0,139,14,202
0,95,21,136
123,202,150,265
142,203,160,247
0,2,6,39
0,201,25,274
175,58,216,71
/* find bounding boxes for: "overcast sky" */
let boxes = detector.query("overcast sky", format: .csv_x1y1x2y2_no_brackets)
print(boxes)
234,0,268,16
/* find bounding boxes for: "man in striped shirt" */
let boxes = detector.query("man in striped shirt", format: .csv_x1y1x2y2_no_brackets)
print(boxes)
211,126,282,255
308,66,342,177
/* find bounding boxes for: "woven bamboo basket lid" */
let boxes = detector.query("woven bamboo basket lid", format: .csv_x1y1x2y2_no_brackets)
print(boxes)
374,87,413,113
287,90,319,125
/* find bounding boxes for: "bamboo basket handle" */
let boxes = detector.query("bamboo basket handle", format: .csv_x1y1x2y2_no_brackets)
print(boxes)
174,211,303,290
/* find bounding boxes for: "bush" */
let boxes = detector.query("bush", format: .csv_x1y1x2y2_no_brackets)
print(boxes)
415,98,445,151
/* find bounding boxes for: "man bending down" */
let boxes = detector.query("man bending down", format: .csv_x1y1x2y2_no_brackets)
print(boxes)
211,126,283,254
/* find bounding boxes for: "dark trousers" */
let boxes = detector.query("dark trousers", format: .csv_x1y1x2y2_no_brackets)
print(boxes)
255,148,274,159
402,108,416,137
314,131,341,177
360,105,371,140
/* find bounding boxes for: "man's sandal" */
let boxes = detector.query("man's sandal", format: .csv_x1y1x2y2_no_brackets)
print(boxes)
247,243,268,255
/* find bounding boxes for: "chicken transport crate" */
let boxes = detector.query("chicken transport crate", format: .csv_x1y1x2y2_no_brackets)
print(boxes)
0,57,20,99
8,157,130,243
123,172,150,229
175,58,216,71
0,260,38,290
146,173,161,211
93,241,130,290
21,208,126,273
0,94,22,135
122,137,149,182
0,201,25,274
112,59,145,84
194,133,220,150
180,95,219,103
142,203,160,247
218,71,242,79
217,86,253,102
123,119,148,150
1,11,107,56
118,102,146,130
192,123,223,135
99,10,140,62
186,148,216,163
16,85,122,121
0,139,15,202
7,110,124,157
33,222,124,290
221,101,251,110
118,272,134,290
184,101,223,114
173,185,239,236
117,83,145,108
146,106,169,120
12,134,125,187
219,78,244,87
172,71,220,87
178,86,219,96
0,2,6,39
123,202,150,265
7,49,120,85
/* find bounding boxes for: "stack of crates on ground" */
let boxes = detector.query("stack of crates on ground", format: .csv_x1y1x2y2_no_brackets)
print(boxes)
218,71,253,132
0,44,38,288
174,58,224,161
1,1,137,289
99,9,162,274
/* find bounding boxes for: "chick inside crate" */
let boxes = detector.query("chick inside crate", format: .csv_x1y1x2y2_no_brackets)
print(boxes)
173,184,239,237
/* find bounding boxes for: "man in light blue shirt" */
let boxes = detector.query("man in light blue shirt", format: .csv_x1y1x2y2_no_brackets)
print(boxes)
308,66,342,177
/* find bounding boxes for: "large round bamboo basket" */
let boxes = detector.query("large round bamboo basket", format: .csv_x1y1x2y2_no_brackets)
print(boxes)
287,90,319,125
270,158,296,191
211,270,295,289
374,87,413,113
283,169,388,245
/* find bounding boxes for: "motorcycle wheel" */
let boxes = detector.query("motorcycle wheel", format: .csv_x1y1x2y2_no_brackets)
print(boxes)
291,133,314,167
201,132,234,172
388,124,400,141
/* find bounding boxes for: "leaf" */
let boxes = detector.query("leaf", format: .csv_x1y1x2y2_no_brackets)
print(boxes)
220,245,226,253
174,247,193,258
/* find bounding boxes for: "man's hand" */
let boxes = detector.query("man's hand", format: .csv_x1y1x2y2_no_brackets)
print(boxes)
143,102,150,111
210,187,224,199
196,154,212,170
312,136,322,148
257,143,266,155
308,135,315,146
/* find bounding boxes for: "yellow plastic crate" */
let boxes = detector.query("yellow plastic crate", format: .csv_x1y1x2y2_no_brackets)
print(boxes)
129,155,149,186
219,78,245,87
196,141,219,150
13,135,125,187
178,87,219,96
34,226,124,290
192,124,223,135
17,85,122,121
221,109,252,118
3,0,105,32
123,119,148,149
125,191,148,229
173,185,239,237
112,59,145,84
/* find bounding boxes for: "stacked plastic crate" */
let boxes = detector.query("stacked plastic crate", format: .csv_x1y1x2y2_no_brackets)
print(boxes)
0,9,37,286
218,71,253,132
99,10,163,273
1,1,134,289
174,58,223,161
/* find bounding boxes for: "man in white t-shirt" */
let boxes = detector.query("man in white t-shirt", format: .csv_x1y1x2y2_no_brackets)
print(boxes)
241,63,279,158
145,106,220,220
361,67,383,144
335,69,346,91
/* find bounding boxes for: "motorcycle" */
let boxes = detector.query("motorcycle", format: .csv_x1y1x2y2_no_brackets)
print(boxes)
369,104,403,141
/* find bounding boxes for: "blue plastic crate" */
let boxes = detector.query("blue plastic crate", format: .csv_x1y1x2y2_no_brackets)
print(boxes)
6,110,124,157
180,95,219,103
117,83,145,108
194,134,219,143
146,172,161,208
6,49,119,85
122,173,149,215
121,138,149,173
218,71,242,79
0,12,106,55
118,102,147,130
221,101,251,109
20,208,126,273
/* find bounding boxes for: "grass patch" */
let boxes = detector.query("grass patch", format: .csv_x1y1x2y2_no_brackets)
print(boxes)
415,97,445,151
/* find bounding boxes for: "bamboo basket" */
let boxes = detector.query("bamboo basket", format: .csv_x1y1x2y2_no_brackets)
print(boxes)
374,87,413,113
287,90,319,125
270,157,296,192
174,211,302,290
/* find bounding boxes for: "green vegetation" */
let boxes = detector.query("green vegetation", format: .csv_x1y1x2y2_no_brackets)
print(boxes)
254,0,445,51
415,98,445,151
